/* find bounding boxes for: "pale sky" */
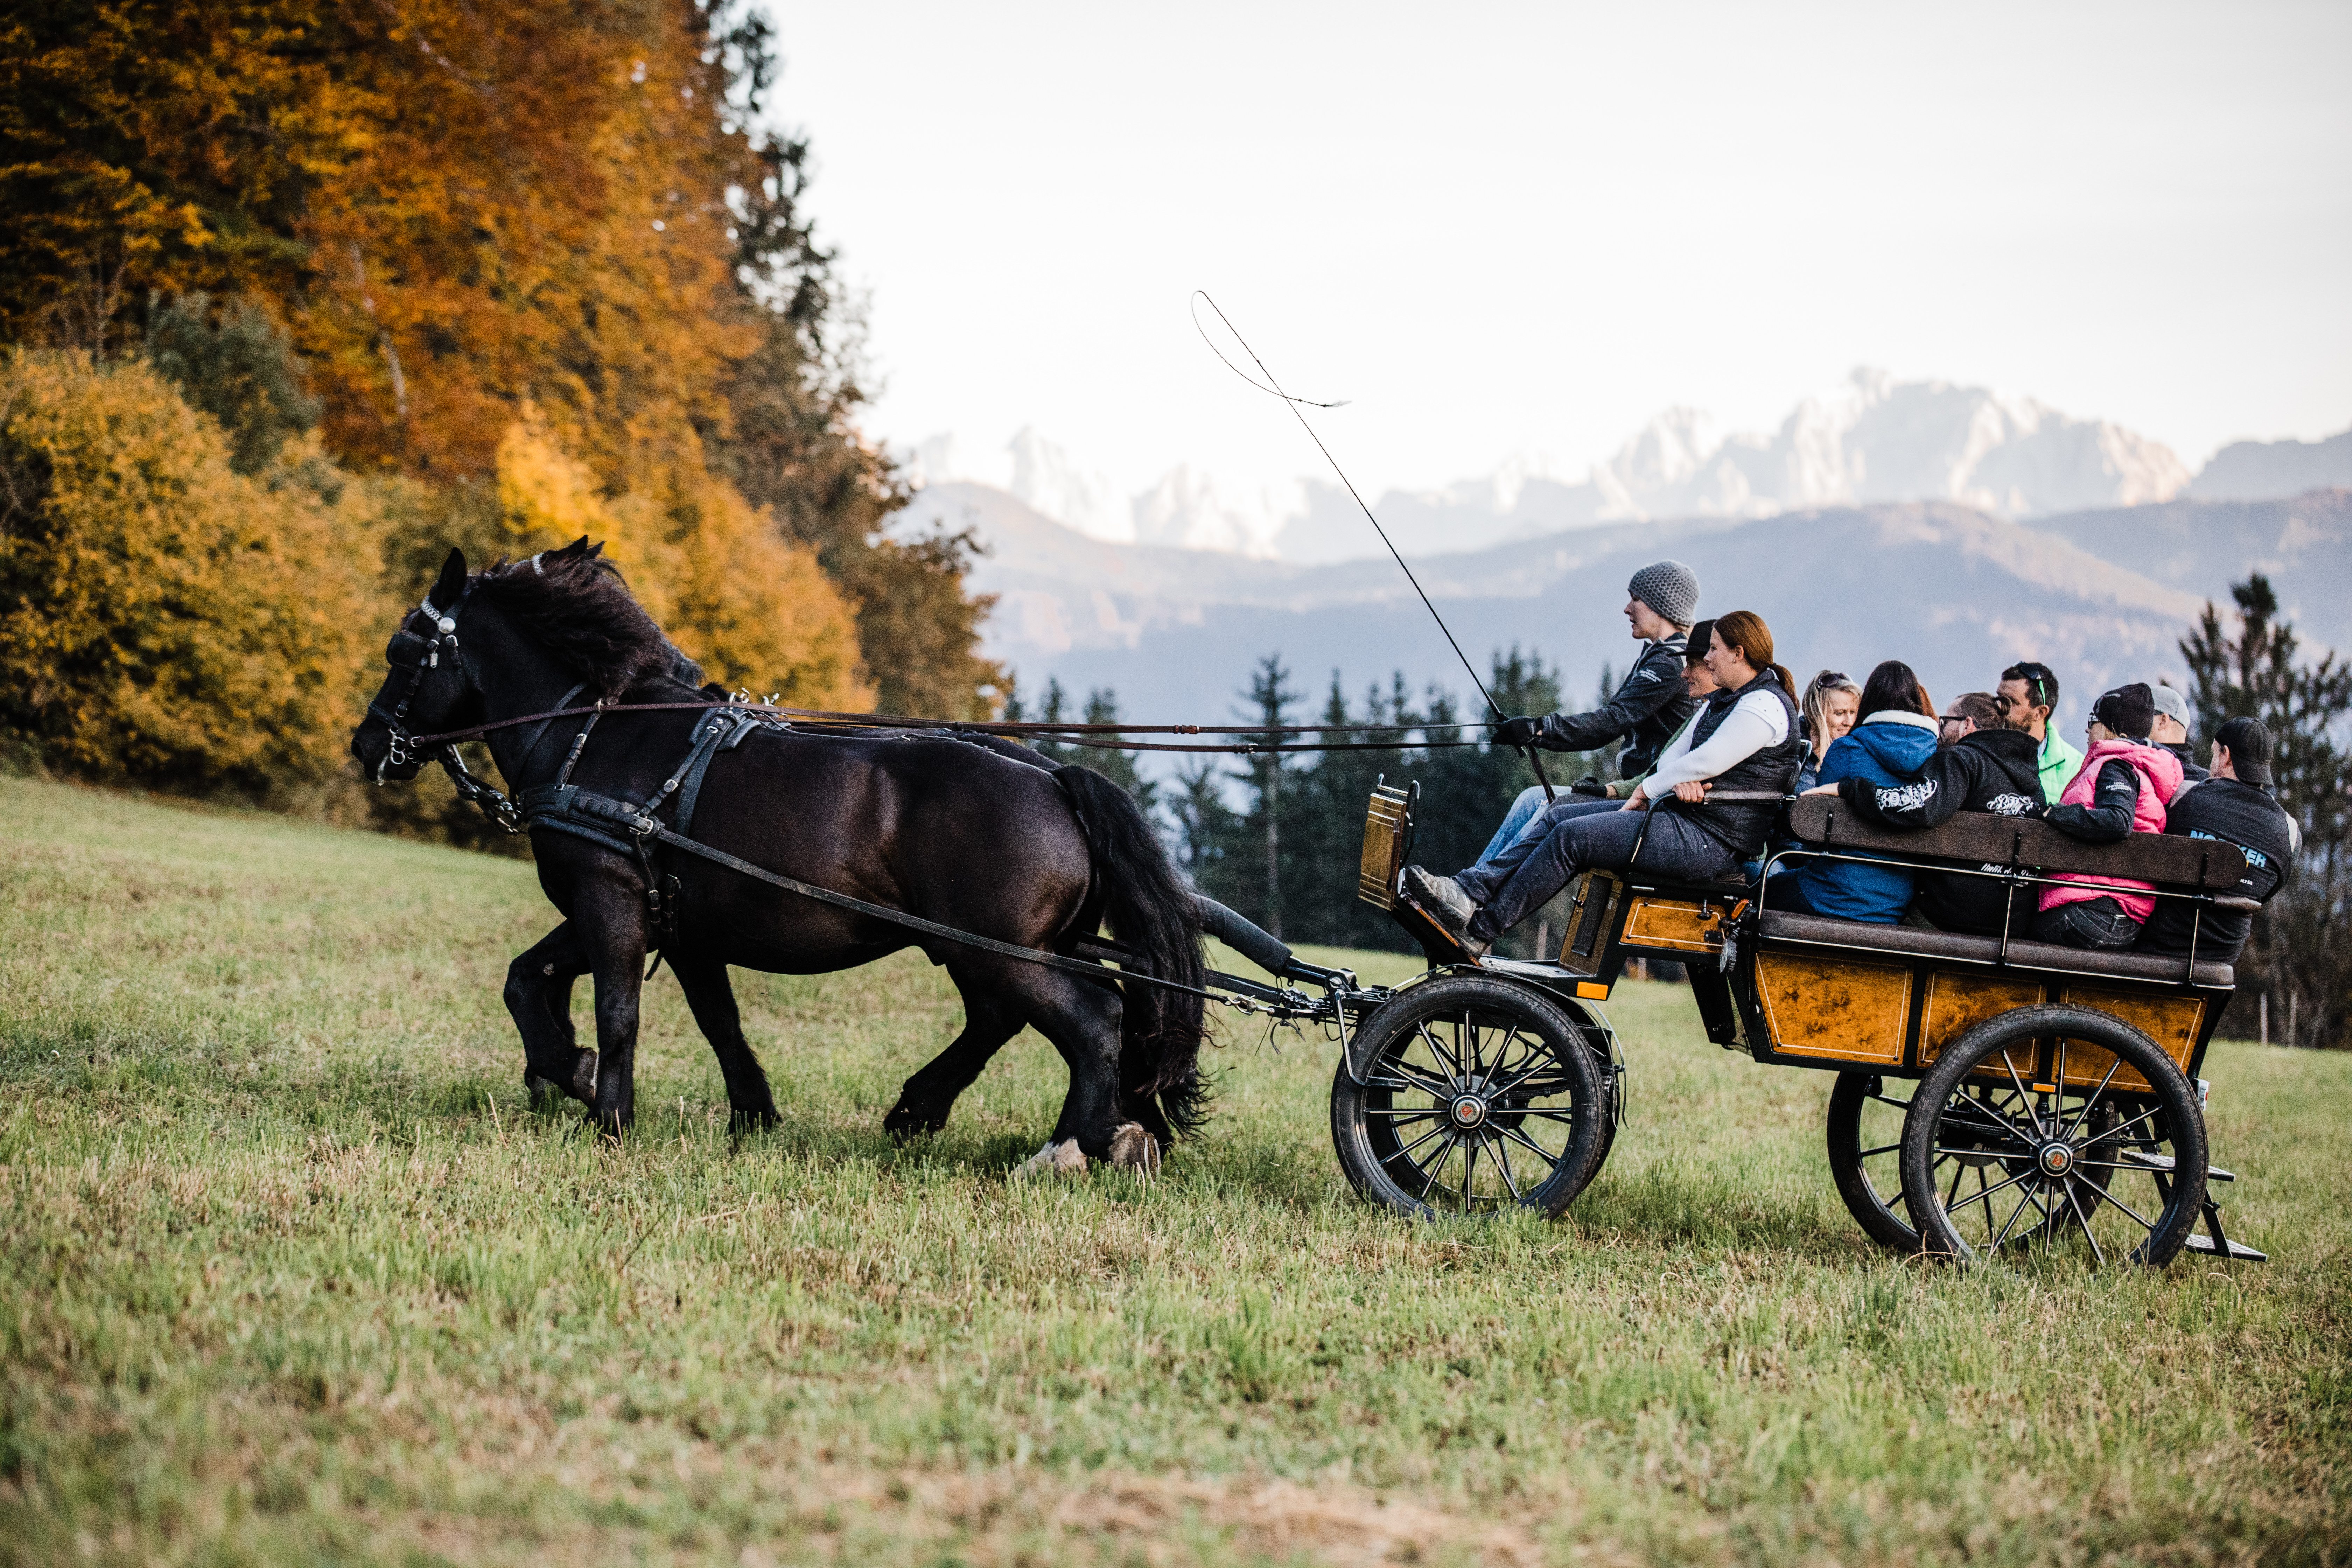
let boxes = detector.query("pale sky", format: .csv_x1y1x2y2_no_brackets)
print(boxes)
762,0,2352,499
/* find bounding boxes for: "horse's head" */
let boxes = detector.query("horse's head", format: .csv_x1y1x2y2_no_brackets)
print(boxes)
352,537,676,784
350,546,485,783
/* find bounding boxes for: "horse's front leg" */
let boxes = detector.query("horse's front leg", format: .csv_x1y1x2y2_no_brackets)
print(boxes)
504,922,598,1107
580,880,650,1136
666,955,780,1132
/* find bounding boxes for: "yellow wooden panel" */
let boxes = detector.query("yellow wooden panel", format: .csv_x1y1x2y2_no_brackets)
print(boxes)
1621,897,1721,955
1918,973,2045,1070
1754,952,1912,1065
1557,874,1619,973
2053,987,2205,1093
1358,794,1408,908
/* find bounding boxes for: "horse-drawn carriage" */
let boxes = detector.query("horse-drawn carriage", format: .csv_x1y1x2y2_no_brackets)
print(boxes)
1264,780,2268,1266
356,546,2267,1265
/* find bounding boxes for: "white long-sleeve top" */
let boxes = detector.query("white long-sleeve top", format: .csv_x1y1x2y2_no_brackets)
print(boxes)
1642,688,1790,793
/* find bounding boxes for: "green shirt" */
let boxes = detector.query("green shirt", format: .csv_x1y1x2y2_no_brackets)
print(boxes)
2036,728,2085,803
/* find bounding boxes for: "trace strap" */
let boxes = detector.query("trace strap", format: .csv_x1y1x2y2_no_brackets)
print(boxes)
546,786,1253,1005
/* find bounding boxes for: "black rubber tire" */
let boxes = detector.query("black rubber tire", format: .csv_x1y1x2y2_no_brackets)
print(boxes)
1330,975,1607,1219
1900,1003,2207,1267
1826,1071,1921,1252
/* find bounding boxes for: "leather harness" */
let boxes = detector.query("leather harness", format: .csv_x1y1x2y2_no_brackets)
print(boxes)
368,592,1248,1004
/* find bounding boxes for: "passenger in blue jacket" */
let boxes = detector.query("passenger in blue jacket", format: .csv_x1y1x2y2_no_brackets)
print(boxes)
1769,661,1941,922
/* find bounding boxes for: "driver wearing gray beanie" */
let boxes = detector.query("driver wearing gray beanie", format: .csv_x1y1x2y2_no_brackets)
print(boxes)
1491,559,1702,777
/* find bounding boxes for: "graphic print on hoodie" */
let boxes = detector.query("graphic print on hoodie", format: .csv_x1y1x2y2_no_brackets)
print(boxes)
1837,726,2046,934
1784,709,1941,922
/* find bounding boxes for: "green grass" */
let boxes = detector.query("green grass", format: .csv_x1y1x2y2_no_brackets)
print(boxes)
1,773,2347,1567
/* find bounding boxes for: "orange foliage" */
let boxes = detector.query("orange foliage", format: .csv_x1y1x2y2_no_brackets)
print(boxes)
1,1,1006,731
492,413,870,707
2,2,757,485
0,350,373,789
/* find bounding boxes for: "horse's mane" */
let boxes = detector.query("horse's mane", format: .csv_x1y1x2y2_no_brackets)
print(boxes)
472,549,690,700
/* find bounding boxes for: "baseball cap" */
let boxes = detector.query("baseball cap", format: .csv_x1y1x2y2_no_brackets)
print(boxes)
2149,684,2192,730
2214,716,2274,786
2090,683,2155,741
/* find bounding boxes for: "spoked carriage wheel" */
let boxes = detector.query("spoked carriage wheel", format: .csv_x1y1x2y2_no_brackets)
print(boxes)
1826,1072,1921,1252
1330,975,1608,1219
1900,1004,2207,1266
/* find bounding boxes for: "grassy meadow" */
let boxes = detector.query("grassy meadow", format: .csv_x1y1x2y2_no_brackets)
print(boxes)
1,772,2347,1566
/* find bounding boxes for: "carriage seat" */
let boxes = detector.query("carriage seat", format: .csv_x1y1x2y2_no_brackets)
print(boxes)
1755,909,2233,989
1782,796,2249,889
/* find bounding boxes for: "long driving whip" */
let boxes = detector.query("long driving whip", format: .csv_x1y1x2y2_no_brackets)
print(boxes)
1191,292,1553,801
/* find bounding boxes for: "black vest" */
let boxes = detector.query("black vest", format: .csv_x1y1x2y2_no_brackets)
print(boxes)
1670,669,1803,856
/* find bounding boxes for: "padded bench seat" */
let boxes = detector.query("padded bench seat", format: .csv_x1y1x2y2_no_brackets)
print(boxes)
1756,909,2232,988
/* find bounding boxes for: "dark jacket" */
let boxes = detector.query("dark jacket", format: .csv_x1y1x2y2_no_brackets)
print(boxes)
1837,727,2044,934
1784,711,1940,921
2135,778,2298,961
1535,635,1695,777
1667,669,1803,858
2163,742,2210,786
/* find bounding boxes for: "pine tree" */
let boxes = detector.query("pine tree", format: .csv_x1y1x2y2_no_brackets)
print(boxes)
1169,756,1236,885
1231,655,1299,937
1076,689,1155,810
2179,575,2352,1047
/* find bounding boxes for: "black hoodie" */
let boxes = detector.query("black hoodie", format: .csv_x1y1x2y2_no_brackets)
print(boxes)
1834,727,2046,934
2135,777,2297,962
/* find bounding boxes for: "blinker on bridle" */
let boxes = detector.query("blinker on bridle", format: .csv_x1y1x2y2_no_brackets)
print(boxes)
365,583,471,784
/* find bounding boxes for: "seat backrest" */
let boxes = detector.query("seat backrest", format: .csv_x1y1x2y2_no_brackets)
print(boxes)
1784,796,2246,889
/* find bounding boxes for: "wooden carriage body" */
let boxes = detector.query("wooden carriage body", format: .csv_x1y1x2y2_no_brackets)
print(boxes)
1349,782,2262,1259
1361,784,2247,1094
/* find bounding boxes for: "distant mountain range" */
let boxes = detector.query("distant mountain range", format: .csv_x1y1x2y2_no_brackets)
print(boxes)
904,370,2351,565
897,480,2352,741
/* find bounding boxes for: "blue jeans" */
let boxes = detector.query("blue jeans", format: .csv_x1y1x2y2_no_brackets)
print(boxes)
1456,805,1736,943
1478,788,1619,864
1478,785,1554,863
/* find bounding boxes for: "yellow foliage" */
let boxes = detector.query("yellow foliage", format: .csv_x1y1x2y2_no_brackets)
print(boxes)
0,350,374,790
490,415,871,710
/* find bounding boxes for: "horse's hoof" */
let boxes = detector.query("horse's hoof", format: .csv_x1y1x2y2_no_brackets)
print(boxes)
524,1072,560,1108
883,1099,946,1143
730,1106,780,1134
1108,1122,1161,1176
1013,1138,1087,1178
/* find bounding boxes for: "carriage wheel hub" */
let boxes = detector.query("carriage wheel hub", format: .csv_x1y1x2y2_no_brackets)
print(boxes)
2037,1141,2075,1177
1450,1094,1488,1130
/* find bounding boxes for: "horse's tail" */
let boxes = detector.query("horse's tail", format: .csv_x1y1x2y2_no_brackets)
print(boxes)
1055,766,1210,1138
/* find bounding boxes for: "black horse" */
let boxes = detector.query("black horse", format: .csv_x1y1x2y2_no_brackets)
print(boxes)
349,541,1206,1171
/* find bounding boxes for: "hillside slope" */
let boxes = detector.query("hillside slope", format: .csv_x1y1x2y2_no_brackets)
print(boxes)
4,774,2347,1566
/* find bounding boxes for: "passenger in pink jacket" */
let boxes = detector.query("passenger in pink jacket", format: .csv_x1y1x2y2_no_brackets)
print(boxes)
2033,683,2184,949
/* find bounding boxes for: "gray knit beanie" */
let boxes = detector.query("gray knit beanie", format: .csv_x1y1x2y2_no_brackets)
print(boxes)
1627,559,1699,629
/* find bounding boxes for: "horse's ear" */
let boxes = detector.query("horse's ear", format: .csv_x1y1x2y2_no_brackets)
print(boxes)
585,541,605,559
560,536,590,559
431,547,467,611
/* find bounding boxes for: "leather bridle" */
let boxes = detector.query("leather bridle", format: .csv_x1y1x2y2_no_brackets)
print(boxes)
365,585,470,779
362,580,524,834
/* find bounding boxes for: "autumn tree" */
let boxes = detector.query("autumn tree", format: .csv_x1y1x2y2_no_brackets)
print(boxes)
0,351,372,793
1,0,1002,722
